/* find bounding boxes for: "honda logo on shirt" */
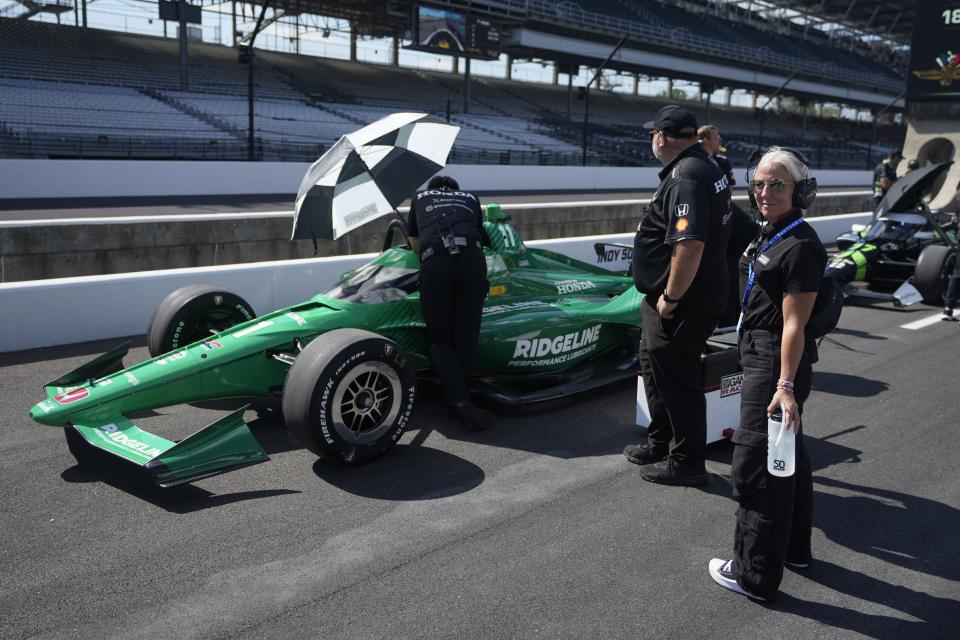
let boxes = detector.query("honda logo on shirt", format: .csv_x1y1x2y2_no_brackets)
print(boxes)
675,204,689,217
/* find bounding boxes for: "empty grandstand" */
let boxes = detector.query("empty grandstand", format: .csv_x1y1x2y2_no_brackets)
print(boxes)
0,1,909,167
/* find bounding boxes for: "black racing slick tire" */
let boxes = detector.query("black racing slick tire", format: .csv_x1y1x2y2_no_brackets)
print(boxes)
147,285,256,357
914,245,956,306
282,329,416,464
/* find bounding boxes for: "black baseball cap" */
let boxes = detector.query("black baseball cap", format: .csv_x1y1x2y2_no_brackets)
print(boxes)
643,105,698,138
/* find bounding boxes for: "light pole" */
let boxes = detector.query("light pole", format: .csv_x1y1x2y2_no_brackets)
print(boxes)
866,90,906,170
581,35,629,167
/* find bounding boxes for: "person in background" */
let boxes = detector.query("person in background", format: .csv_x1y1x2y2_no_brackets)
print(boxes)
943,183,960,322
905,158,919,174
408,175,493,431
872,149,903,213
709,147,826,602
700,124,760,328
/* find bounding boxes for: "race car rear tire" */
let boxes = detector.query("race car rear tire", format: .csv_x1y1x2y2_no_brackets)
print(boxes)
147,285,256,357
914,245,956,306
282,329,416,464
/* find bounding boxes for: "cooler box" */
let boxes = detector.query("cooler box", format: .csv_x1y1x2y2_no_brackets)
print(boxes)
636,338,741,444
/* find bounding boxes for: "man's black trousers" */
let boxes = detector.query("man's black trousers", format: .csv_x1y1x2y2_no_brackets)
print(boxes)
945,246,960,309
639,298,720,469
731,329,813,599
419,248,487,404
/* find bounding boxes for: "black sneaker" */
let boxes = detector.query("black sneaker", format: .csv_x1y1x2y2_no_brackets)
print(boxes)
623,440,668,466
708,559,769,602
638,458,709,486
943,308,957,322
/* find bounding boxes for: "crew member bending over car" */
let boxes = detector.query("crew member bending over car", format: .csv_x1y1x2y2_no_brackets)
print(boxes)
409,175,493,431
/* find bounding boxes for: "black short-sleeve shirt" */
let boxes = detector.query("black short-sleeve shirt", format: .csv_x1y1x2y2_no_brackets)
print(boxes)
408,189,484,255
633,144,733,301
713,153,736,187
738,211,827,332
873,160,897,198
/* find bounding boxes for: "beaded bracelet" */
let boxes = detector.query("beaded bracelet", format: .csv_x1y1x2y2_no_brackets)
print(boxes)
776,378,794,393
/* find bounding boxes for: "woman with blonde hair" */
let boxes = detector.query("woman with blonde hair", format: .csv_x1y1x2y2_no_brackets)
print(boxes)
709,147,827,602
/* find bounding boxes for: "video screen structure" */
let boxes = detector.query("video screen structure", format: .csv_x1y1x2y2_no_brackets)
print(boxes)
907,1,960,102
412,5,500,60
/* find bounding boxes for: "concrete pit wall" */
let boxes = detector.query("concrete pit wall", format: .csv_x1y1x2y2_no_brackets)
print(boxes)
0,193,870,282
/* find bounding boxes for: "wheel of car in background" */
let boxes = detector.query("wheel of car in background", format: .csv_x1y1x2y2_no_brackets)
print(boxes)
282,328,416,464
146,284,257,357
913,245,956,306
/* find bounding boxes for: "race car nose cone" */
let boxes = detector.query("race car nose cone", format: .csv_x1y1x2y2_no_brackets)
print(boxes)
30,400,64,426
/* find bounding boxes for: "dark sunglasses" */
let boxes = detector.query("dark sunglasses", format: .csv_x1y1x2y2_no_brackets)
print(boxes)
648,130,660,139
750,178,794,192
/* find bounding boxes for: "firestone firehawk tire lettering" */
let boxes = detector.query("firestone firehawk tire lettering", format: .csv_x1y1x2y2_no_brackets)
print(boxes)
146,284,256,357
282,328,416,463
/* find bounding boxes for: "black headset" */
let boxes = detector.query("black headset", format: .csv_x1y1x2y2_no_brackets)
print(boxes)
745,147,818,211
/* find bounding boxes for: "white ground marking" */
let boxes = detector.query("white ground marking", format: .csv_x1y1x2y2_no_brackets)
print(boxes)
901,313,947,330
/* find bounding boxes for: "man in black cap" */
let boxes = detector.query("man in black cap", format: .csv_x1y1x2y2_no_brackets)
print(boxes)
625,105,732,485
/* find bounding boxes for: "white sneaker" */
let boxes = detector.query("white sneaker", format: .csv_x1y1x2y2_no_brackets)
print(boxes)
708,558,769,602
943,308,958,322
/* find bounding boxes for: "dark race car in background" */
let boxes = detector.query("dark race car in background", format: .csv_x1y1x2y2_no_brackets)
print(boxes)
827,161,958,306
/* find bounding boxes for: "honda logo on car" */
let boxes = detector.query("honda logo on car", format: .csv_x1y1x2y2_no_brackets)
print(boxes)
720,373,743,398
556,280,595,295
510,325,601,366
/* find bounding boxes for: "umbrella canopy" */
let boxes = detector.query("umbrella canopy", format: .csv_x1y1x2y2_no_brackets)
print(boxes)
292,112,460,240
875,161,954,217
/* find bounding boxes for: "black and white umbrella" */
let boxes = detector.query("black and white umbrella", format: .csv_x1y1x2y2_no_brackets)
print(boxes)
292,112,460,240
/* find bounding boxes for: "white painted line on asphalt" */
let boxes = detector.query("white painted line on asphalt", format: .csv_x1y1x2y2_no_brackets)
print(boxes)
901,313,945,330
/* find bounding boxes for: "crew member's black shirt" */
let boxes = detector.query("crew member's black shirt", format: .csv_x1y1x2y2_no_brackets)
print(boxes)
408,188,484,256
873,160,897,198
738,210,827,332
633,144,733,302
713,153,736,187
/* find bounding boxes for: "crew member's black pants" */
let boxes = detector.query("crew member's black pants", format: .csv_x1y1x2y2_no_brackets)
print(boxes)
731,329,813,599
419,248,488,404
944,247,960,309
639,297,721,469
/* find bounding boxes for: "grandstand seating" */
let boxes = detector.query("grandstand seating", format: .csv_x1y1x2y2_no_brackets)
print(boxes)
0,18,902,167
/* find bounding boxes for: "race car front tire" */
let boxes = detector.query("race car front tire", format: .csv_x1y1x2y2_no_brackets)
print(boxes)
147,285,256,357
282,329,416,464
914,245,956,306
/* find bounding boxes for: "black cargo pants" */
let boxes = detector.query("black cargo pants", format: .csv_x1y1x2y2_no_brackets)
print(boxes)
419,247,488,404
731,329,813,599
639,297,721,469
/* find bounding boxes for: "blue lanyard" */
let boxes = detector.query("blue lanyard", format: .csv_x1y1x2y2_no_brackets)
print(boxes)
740,216,804,312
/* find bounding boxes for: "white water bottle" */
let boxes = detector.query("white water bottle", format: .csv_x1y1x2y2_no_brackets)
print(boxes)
767,405,795,477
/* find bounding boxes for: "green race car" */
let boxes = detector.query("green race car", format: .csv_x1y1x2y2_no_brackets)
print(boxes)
30,209,644,486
